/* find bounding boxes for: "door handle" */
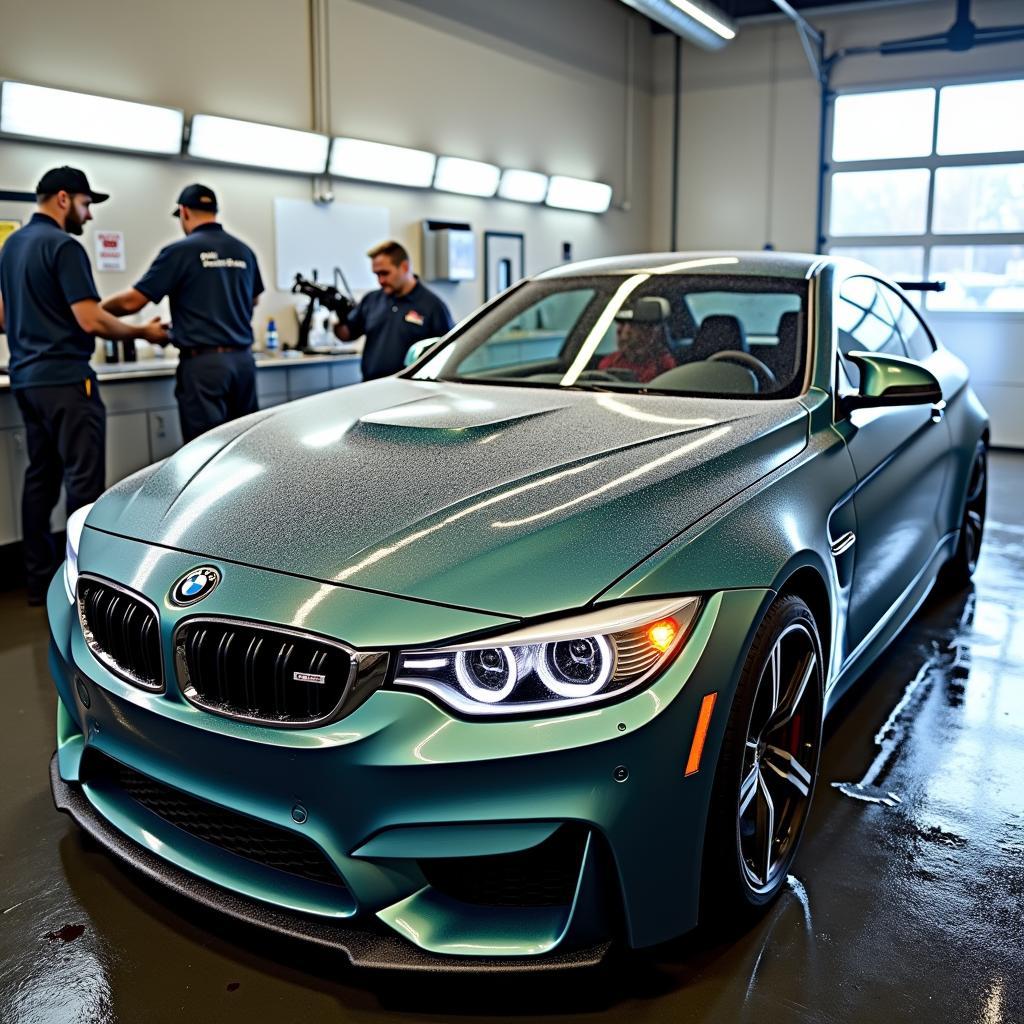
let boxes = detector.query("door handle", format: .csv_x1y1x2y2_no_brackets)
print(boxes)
930,400,946,423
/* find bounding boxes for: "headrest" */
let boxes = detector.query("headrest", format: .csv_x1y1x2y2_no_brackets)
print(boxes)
775,311,801,377
616,296,670,324
777,311,799,347
692,314,748,358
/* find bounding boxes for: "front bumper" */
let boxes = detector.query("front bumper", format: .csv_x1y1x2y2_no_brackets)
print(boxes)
49,531,771,967
49,753,611,972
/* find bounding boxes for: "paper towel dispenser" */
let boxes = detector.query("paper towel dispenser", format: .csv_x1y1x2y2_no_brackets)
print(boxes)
422,219,475,282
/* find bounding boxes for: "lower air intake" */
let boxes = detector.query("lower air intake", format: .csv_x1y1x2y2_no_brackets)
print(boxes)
82,750,346,889
419,825,587,907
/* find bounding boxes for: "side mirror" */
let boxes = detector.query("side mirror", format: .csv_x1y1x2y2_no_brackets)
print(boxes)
404,337,442,367
842,351,943,412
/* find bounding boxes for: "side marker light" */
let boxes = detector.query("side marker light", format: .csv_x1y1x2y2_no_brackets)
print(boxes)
685,692,718,777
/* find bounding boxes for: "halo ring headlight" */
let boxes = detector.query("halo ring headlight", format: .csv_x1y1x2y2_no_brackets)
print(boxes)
537,635,613,698
455,646,518,704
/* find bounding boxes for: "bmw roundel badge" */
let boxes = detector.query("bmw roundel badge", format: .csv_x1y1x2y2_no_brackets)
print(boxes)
171,566,221,606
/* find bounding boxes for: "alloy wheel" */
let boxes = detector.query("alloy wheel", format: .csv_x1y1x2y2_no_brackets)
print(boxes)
963,445,987,574
737,622,822,894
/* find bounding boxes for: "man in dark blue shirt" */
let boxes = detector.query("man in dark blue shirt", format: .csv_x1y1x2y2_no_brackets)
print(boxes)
0,166,167,603
103,184,264,443
334,240,453,380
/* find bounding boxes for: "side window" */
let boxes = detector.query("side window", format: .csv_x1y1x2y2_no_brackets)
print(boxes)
835,276,906,387
880,283,936,361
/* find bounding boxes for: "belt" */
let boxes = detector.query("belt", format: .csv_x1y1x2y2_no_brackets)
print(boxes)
179,346,247,358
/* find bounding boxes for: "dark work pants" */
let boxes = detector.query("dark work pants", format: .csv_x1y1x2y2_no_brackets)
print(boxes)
14,381,106,599
175,349,259,444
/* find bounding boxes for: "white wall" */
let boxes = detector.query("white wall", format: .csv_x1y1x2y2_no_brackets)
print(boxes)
0,0,654,354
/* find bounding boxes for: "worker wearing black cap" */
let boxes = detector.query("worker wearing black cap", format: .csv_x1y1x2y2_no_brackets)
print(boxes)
103,184,264,443
0,166,168,604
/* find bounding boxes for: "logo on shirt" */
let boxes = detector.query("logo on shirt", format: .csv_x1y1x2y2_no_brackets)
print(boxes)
170,566,221,605
200,250,248,270
404,310,424,326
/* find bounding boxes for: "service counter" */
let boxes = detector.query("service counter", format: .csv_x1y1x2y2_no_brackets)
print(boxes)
0,352,362,545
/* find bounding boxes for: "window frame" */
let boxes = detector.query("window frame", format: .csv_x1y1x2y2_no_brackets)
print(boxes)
822,74,1024,318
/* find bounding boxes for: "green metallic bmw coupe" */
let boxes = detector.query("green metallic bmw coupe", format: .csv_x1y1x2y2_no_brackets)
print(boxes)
48,252,988,970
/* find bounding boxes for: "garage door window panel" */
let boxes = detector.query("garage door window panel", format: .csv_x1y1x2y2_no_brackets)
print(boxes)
932,164,1024,235
829,170,930,237
832,88,935,163
926,245,1024,312
937,80,1024,156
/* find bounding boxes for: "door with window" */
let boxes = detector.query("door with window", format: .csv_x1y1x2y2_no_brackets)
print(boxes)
834,276,952,651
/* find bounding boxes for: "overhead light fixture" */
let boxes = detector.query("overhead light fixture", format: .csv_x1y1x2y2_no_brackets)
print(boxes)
330,137,436,187
188,114,328,174
545,175,613,214
617,0,735,50
434,156,500,197
498,168,549,204
0,81,183,154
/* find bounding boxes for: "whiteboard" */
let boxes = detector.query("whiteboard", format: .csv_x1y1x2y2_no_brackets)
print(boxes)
273,197,390,294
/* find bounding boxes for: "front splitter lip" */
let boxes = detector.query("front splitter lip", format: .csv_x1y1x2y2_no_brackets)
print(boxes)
49,753,611,973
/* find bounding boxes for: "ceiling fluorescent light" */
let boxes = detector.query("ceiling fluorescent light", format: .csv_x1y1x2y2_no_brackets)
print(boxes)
188,114,328,174
545,175,613,214
498,169,549,204
0,81,183,154
330,137,436,187
434,156,500,197
617,0,735,50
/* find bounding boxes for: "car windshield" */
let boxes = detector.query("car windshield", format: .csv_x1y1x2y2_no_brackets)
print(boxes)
412,273,809,398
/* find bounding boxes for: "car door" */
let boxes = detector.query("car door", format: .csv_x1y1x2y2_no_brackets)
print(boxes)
878,280,967,540
832,276,952,652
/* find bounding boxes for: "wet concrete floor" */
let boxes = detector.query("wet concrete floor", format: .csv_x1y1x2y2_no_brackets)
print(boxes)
1,452,1022,1023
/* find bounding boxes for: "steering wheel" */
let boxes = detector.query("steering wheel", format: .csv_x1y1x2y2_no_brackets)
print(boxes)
708,350,778,391
578,370,625,383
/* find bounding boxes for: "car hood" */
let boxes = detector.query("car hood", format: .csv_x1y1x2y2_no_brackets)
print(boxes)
90,379,807,618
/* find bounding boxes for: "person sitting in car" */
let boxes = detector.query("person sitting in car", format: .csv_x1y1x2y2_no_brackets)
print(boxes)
598,298,676,383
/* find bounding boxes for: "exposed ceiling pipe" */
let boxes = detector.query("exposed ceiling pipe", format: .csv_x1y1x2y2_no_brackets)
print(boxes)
618,0,736,51
771,0,825,81
310,0,334,203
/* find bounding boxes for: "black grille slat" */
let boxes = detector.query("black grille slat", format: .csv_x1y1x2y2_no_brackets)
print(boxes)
82,752,346,889
78,578,162,691
176,619,353,727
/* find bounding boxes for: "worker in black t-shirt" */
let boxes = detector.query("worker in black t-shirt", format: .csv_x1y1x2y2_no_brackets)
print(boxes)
103,184,264,443
0,166,168,604
334,240,453,380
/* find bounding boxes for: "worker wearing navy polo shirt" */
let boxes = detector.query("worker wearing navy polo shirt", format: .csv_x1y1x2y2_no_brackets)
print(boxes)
103,184,264,443
334,240,453,380
0,166,168,604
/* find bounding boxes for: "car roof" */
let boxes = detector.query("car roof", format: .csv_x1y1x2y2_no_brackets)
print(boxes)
536,251,832,281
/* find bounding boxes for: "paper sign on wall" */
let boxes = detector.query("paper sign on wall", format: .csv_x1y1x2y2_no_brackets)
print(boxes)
0,220,20,252
95,230,125,271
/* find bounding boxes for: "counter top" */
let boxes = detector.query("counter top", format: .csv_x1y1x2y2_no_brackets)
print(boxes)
0,349,361,390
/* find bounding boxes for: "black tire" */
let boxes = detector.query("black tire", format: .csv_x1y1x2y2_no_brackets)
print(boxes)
700,594,824,928
938,439,987,593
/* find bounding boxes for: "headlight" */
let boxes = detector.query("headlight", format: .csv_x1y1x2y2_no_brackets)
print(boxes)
393,597,700,716
63,503,95,603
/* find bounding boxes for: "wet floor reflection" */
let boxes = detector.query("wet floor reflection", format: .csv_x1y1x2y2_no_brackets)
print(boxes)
1,457,1022,1022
